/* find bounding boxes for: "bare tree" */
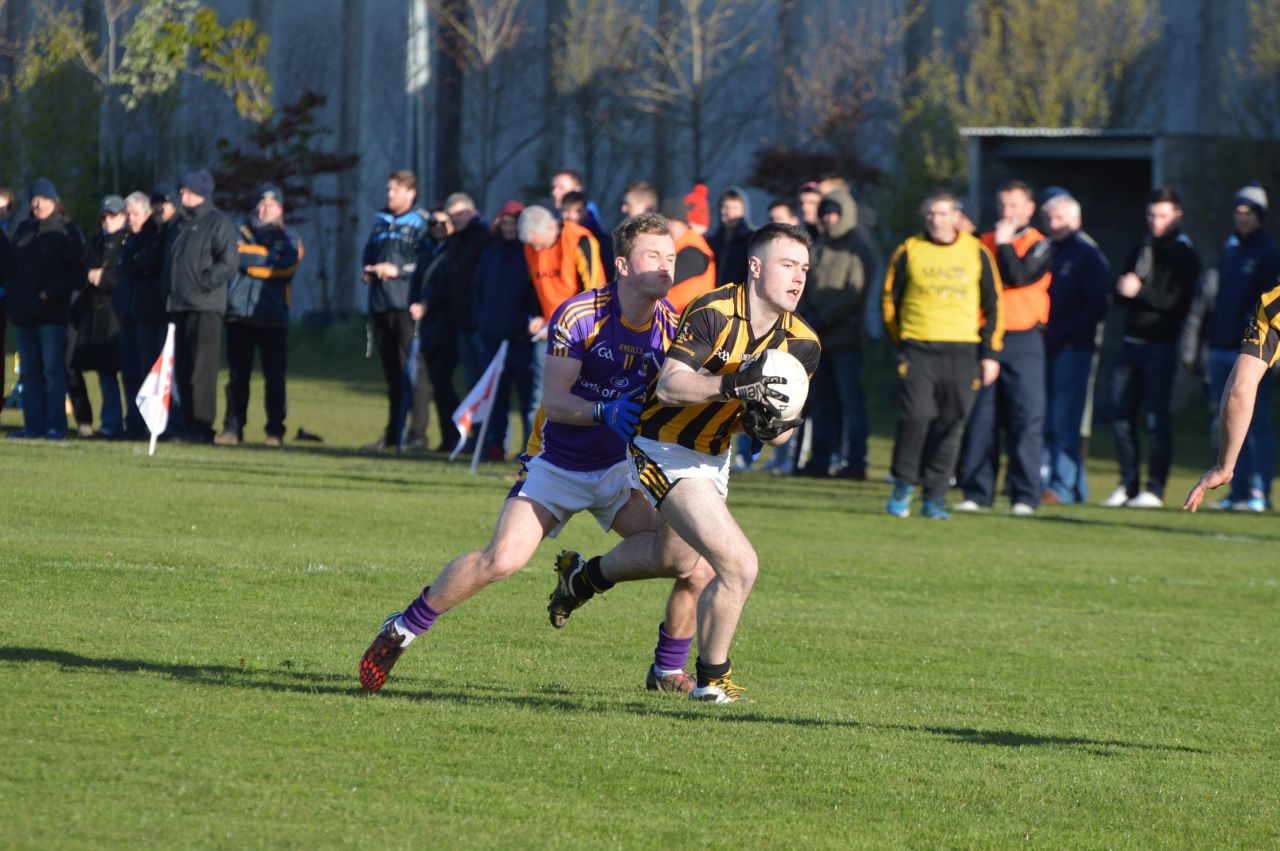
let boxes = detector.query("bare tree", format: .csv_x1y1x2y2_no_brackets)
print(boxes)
428,0,537,204
774,0,914,191
551,0,644,202
627,0,775,182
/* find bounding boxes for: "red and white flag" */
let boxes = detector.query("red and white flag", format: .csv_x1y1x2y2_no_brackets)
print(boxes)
450,340,508,462
135,323,176,455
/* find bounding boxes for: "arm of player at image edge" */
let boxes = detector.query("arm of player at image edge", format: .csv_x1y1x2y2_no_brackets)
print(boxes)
1183,354,1268,512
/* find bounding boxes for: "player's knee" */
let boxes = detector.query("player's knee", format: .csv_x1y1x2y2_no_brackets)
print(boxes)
720,551,758,595
675,555,714,590
478,548,525,582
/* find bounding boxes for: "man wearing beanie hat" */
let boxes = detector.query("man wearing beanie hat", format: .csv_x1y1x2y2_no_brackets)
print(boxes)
1180,182,1280,511
217,183,303,447
658,196,716,313
161,168,238,443
7,178,85,438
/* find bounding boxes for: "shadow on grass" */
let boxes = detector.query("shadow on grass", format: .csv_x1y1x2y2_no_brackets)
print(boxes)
3,646,1204,755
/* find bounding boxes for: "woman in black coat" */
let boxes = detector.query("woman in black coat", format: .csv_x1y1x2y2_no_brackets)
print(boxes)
67,196,128,437
6,178,85,439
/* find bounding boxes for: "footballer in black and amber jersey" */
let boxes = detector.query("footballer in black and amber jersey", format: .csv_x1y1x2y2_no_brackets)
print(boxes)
637,281,821,455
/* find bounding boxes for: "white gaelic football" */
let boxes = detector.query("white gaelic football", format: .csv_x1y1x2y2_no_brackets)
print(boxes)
759,349,808,420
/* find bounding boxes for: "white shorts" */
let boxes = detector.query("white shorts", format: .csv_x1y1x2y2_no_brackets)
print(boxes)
630,436,731,506
509,454,636,538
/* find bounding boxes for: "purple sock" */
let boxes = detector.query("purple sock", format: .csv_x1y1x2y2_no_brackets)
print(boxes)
401,587,446,635
653,622,693,672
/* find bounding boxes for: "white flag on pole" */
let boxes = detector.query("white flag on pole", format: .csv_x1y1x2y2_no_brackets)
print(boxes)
135,323,176,456
450,340,508,461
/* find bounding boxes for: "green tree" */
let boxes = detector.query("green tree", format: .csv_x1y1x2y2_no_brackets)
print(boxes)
884,31,967,243
963,0,1160,128
16,0,271,191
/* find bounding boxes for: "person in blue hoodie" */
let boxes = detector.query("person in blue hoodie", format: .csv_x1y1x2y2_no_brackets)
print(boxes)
1180,184,1280,511
471,200,539,461
361,169,431,450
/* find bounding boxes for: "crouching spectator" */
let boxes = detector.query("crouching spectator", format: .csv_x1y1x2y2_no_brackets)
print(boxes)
216,184,303,447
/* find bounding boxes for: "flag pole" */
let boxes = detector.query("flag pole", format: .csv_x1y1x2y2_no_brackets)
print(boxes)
148,433,158,457
469,348,507,474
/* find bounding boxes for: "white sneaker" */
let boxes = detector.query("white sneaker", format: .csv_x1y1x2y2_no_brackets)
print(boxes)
1125,491,1164,509
953,499,984,512
689,676,750,703
1101,486,1131,507
1010,503,1035,517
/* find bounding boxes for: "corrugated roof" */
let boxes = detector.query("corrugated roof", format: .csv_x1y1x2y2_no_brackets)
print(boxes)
960,127,1156,138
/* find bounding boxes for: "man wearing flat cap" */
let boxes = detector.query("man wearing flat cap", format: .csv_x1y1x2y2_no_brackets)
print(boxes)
216,184,303,447
162,168,238,443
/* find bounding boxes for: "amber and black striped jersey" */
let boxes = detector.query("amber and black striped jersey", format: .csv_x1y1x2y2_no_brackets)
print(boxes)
1239,281,1280,367
637,282,821,455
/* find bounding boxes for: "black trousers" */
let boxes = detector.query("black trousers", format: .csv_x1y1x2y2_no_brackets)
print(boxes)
371,310,430,444
224,321,287,438
890,343,981,501
173,311,223,441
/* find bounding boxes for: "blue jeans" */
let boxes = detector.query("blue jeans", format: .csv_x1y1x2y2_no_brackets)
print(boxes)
14,323,69,436
805,350,868,472
1110,339,1176,499
118,323,144,434
529,339,548,423
95,373,124,435
1043,346,1094,504
1207,348,1275,503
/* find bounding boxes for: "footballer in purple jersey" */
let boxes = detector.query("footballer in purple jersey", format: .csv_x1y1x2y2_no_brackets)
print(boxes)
525,280,678,472
360,214,713,695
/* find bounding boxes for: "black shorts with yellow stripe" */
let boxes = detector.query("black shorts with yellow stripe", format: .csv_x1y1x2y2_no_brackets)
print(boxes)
637,282,821,456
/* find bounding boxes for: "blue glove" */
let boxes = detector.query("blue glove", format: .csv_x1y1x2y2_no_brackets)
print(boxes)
594,393,643,442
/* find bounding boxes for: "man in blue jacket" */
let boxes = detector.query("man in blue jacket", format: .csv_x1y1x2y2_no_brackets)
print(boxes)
216,184,303,447
1040,193,1110,504
1180,184,1280,511
362,170,431,450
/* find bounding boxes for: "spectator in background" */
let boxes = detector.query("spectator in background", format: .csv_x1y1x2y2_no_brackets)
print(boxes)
472,200,538,461
117,191,164,438
1180,183,1280,512
658,197,715,314
361,169,431,451
621,181,658,218
767,198,801,226
519,204,603,418
883,189,1003,519
162,170,237,444
707,187,754,287
797,182,822,240
683,183,710,236
799,189,875,479
68,195,128,438
1040,193,1110,505
412,191,493,450
216,184,303,447
1104,186,1201,508
551,168,614,278
6,178,85,439
559,191,588,225
956,180,1052,515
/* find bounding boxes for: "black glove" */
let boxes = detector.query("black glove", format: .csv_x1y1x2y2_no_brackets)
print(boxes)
720,357,789,407
740,401,802,442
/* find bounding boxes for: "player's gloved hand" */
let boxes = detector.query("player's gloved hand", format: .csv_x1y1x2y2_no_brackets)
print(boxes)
741,400,802,442
593,392,643,442
720,357,789,407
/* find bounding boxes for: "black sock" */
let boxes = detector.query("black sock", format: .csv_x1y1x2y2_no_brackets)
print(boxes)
569,556,614,599
695,656,731,688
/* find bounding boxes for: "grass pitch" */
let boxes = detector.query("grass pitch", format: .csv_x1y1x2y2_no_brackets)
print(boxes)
1,338,1278,848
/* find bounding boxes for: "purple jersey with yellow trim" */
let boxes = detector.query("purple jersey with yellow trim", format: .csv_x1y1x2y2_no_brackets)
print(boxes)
525,281,679,471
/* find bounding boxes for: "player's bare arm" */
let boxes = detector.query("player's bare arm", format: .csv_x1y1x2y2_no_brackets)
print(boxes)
540,355,597,425
1183,354,1268,512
